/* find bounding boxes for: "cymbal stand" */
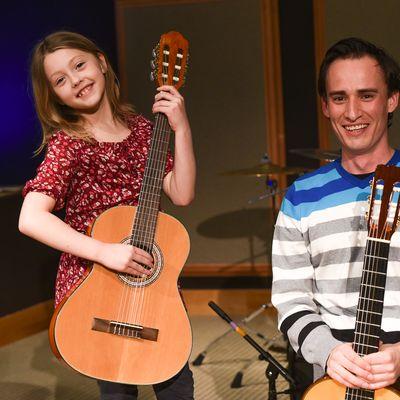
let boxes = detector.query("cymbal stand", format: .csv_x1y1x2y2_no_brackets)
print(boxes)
192,303,271,366
209,302,296,400
230,330,284,389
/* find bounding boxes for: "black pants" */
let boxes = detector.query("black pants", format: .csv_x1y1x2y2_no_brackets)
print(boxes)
287,343,313,400
98,363,194,400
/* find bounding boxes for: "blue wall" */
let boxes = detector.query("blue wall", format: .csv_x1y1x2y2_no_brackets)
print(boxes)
0,0,117,186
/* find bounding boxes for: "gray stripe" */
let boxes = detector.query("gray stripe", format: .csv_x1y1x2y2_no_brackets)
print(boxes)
273,293,317,322
319,304,400,321
312,247,365,267
274,225,305,243
274,276,400,296
312,247,400,268
309,216,366,241
272,253,312,270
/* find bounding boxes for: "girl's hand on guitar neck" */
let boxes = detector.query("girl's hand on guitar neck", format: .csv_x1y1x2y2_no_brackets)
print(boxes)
153,85,190,134
363,342,400,389
96,242,153,276
327,342,373,389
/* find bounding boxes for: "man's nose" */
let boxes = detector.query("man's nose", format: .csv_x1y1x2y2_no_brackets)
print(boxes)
344,98,362,121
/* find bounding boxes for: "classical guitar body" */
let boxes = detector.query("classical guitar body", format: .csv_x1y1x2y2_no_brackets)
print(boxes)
303,377,400,400
49,205,192,384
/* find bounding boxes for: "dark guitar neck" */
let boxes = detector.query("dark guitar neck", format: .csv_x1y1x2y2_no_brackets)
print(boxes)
130,113,172,253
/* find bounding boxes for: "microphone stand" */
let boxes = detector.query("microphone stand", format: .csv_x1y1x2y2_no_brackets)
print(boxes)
209,301,296,400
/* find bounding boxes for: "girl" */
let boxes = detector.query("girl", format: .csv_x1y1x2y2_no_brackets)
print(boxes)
19,31,196,400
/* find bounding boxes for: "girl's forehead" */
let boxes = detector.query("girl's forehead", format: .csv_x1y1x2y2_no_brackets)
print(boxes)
44,48,92,77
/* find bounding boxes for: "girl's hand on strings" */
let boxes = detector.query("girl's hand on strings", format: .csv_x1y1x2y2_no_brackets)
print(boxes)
97,243,153,277
152,85,190,133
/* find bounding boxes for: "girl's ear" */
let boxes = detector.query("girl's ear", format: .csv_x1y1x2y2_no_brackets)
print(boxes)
97,53,107,74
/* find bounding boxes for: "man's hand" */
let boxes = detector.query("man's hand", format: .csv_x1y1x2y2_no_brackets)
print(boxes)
363,343,400,389
327,343,373,389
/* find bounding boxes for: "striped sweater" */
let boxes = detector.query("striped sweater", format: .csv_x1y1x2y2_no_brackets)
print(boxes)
271,151,400,380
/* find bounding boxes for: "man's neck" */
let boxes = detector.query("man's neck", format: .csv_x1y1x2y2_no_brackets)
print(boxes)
341,147,395,174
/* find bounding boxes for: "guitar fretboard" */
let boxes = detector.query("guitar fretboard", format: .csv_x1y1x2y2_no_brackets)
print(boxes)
130,113,171,253
345,238,390,400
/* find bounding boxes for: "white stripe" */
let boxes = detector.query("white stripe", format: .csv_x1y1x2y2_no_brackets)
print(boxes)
272,266,314,281
315,262,363,280
321,313,355,329
273,239,309,256
305,201,365,229
311,231,366,256
272,291,313,306
314,292,359,309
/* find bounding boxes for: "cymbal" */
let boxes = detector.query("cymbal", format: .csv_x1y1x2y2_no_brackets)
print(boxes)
290,148,340,161
221,163,309,177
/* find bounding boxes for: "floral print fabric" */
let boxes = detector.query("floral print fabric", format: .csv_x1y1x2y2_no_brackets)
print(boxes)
23,114,173,307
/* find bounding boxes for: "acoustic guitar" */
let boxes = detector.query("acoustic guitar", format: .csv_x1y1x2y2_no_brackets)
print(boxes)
49,31,192,385
303,164,400,400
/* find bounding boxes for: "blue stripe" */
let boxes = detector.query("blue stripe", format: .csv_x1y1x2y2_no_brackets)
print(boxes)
294,165,341,191
282,186,369,220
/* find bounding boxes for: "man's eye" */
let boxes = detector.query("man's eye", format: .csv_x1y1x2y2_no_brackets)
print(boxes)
333,96,345,102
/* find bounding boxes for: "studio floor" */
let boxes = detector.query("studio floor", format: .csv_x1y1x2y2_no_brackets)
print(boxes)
0,310,290,400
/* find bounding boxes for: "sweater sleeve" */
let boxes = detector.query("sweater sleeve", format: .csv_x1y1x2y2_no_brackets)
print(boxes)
271,187,342,371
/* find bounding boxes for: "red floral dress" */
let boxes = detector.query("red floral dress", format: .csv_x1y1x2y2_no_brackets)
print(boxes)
23,114,173,307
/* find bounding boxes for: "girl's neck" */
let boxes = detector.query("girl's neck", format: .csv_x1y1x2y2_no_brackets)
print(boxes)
81,95,114,129
80,97,130,142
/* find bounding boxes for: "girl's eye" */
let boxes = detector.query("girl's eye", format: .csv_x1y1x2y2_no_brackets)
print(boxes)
55,77,65,86
76,61,85,69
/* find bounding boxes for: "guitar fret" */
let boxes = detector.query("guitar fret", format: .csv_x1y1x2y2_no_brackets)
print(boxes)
360,282,385,289
356,309,382,316
364,254,388,260
359,296,383,303
355,320,381,327
362,268,386,275
354,332,380,339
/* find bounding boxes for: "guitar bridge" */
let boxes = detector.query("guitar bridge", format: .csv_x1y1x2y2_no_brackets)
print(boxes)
92,317,158,341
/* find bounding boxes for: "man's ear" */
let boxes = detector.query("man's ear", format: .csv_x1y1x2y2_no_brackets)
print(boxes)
321,97,330,118
388,90,399,113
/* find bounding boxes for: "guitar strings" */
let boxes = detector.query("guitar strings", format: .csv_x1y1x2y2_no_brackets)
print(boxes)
125,45,173,336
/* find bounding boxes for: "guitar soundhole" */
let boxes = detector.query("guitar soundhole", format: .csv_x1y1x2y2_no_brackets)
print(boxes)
117,238,164,287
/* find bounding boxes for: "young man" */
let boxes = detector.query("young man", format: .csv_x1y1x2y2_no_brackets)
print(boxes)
272,38,400,399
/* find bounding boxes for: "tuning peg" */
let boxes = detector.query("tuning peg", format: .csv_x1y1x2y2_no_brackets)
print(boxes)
150,60,156,70
152,48,157,58
150,71,155,81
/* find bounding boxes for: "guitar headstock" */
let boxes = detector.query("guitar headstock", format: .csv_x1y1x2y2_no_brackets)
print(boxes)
367,165,400,241
150,31,189,89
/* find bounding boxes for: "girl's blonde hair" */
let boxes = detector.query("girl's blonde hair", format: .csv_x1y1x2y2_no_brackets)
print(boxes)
31,31,135,152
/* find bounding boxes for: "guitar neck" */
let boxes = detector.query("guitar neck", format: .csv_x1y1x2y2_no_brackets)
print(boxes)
352,238,389,356
131,113,172,251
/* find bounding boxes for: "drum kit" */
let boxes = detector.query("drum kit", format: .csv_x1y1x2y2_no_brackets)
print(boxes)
220,148,340,219
192,148,341,399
